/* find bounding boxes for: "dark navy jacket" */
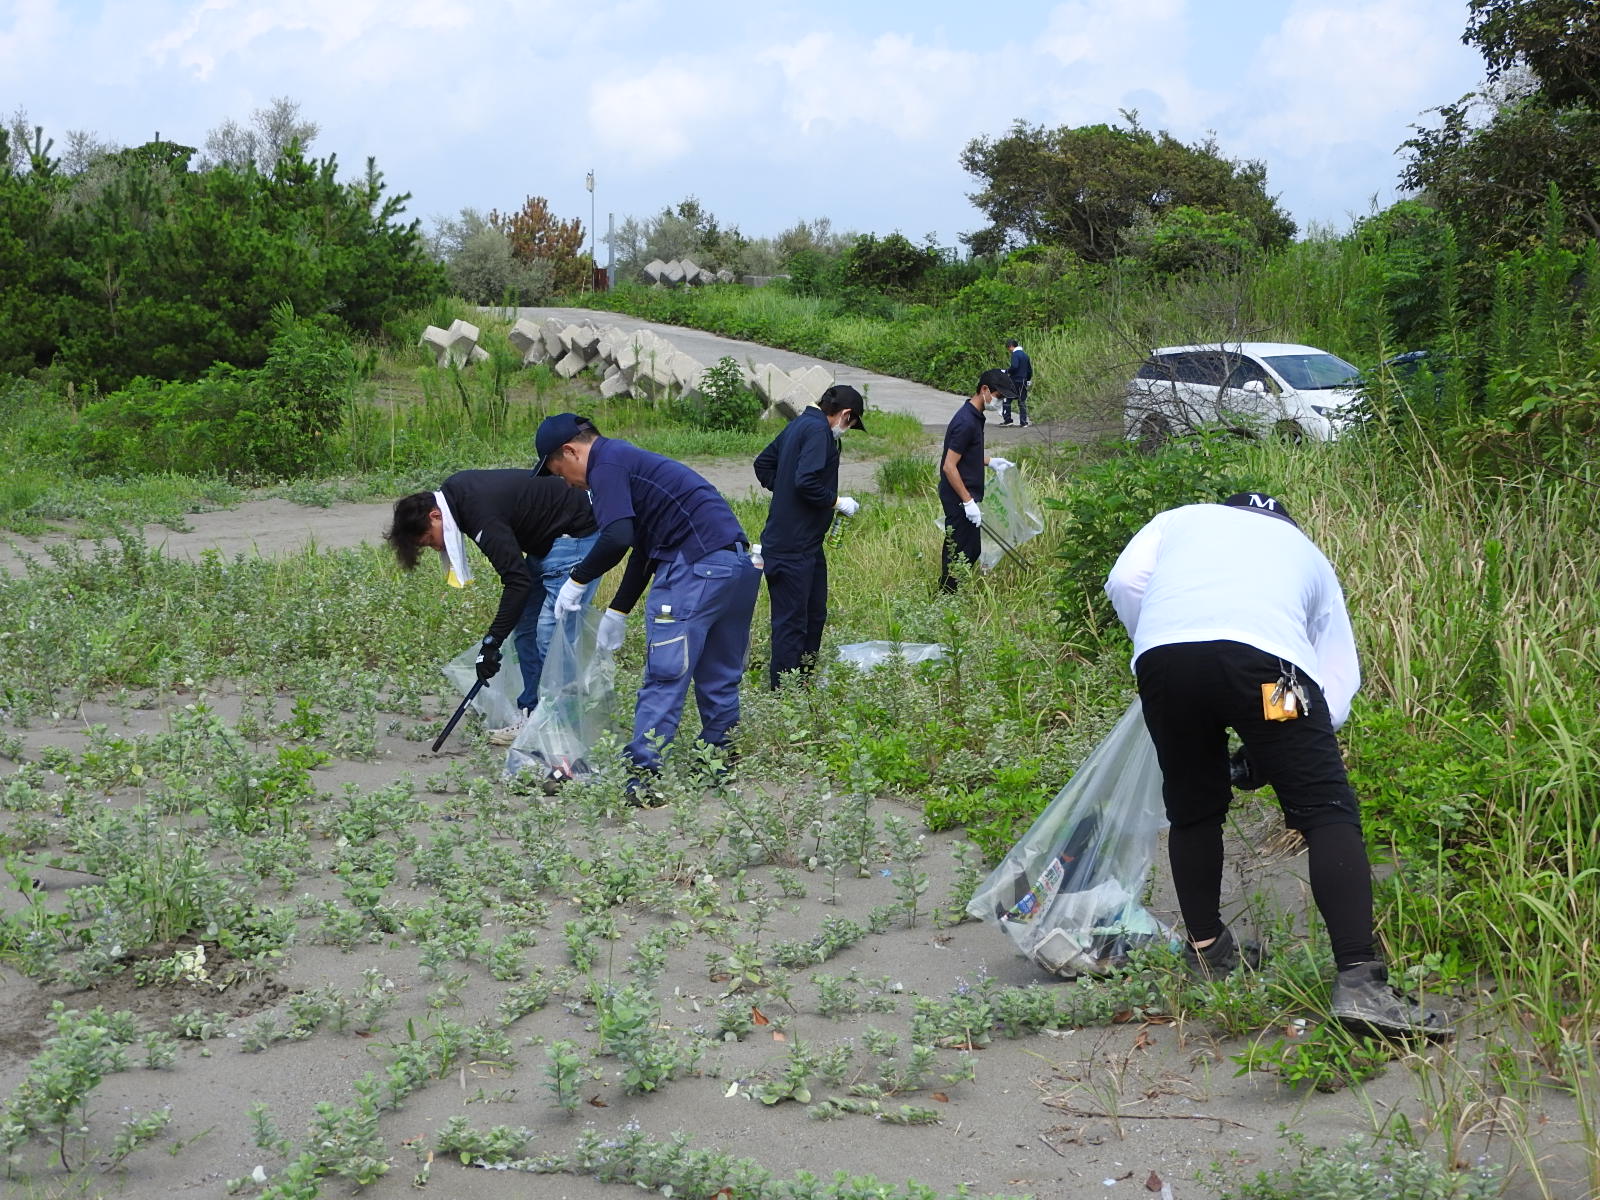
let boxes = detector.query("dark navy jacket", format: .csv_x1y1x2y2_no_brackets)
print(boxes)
1009,346,1033,387
754,407,840,557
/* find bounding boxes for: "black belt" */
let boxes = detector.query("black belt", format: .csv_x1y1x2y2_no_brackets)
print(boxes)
716,541,746,554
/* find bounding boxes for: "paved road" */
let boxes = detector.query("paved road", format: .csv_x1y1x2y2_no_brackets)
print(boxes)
509,305,969,428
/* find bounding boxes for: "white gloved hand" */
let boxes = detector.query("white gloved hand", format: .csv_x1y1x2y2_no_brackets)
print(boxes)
963,500,982,527
596,609,627,652
553,577,587,617
988,457,1014,471
835,496,859,518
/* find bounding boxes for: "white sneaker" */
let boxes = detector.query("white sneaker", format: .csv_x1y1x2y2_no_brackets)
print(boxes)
488,708,533,746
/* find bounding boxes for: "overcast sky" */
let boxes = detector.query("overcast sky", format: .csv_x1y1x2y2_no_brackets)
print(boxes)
4,0,1488,249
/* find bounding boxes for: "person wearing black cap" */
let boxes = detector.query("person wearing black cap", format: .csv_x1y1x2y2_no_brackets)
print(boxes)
1104,491,1450,1037
938,368,1017,593
534,413,760,800
752,384,867,689
384,471,600,743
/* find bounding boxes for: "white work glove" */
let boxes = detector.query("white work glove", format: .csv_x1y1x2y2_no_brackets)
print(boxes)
988,457,1014,471
553,577,587,617
962,500,982,527
835,496,859,518
596,609,627,652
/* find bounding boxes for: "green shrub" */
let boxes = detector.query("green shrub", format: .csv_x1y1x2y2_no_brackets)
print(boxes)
69,309,355,480
686,355,762,432
1046,434,1253,638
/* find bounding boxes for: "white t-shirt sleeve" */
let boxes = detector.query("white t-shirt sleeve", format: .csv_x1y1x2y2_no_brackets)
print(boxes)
1309,576,1361,731
1104,513,1168,639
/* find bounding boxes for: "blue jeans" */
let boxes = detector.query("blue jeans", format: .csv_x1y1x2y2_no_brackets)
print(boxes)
512,532,601,711
629,546,760,773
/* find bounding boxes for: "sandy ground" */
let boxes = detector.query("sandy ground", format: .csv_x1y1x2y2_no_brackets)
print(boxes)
0,445,1588,1197
0,677,1590,1199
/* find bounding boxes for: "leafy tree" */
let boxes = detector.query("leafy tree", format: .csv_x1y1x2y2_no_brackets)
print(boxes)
202,96,320,173
436,211,554,304
612,197,749,279
0,126,66,375
960,113,1295,262
837,232,942,294
1465,0,1600,107
487,195,589,294
1121,205,1261,276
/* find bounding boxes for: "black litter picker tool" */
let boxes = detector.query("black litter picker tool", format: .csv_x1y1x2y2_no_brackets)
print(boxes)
432,679,486,752
981,521,1033,569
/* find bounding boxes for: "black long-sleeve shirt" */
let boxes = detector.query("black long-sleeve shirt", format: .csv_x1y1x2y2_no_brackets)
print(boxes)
753,407,840,556
439,470,597,644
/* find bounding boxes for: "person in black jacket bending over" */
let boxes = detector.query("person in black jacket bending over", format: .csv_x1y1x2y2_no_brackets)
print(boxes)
753,384,867,689
386,471,599,743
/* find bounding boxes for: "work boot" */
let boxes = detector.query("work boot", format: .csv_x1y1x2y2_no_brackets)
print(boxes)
488,708,532,746
1331,962,1455,1038
1182,925,1261,980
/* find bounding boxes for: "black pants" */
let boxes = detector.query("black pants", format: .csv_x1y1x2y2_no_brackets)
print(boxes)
1135,639,1376,968
1003,383,1029,425
938,485,981,593
765,549,827,688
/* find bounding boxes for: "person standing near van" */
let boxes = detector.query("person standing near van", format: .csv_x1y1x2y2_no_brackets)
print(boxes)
1003,338,1032,427
939,368,1016,593
1104,491,1450,1036
753,384,867,688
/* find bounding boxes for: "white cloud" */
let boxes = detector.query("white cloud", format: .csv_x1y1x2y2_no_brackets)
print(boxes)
761,31,986,141
587,65,735,167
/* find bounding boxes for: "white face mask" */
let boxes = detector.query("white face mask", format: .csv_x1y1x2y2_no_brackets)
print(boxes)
831,424,844,441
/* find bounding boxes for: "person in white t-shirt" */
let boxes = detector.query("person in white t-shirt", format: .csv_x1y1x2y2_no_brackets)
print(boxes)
1105,491,1449,1037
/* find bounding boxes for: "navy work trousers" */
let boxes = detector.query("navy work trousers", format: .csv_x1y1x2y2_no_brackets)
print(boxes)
765,549,828,689
629,546,761,773
938,485,982,593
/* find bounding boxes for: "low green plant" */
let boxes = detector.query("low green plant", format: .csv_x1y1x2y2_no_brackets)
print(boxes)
1212,1130,1505,1200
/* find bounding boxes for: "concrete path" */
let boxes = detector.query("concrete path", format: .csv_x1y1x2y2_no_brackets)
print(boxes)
509,305,969,428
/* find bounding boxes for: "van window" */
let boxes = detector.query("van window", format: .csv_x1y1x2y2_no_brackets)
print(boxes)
1136,356,1175,381
1223,357,1272,389
1262,352,1361,390
1178,352,1228,386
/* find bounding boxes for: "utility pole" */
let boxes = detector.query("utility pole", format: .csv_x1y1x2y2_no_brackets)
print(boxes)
585,170,595,264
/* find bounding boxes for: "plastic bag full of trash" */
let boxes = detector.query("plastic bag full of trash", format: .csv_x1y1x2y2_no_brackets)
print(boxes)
441,643,524,731
837,641,947,669
505,608,616,781
967,698,1172,976
979,460,1045,570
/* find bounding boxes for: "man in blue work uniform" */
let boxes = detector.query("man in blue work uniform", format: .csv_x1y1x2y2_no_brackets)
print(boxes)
535,413,760,799
753,384,867,689
384,471,600,742
1002,338,1032,427
939,368,1016,593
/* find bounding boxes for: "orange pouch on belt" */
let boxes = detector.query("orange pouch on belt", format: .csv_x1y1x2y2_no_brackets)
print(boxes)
1261,683,1300,721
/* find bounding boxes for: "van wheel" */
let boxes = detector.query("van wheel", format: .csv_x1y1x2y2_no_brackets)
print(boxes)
1273,420,1305,443
1134,414,1170,454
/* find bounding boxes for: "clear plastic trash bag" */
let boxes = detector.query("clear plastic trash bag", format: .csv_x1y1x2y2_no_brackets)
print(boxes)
837,641,947,669
967,698,1173,976
979,461,1045,570
505,609,616,781
441,644,524,731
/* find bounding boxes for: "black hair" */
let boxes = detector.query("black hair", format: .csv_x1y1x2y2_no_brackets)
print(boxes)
1005,338,1019,348
385,492,435,571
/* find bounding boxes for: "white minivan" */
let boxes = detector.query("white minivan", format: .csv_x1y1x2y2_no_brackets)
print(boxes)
1125,342,1362,444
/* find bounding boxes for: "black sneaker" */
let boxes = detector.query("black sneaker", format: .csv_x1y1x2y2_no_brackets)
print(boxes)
1331,962,1455,1038
1018,420,1030,427
1182,925,1261,980
999,418,1014,426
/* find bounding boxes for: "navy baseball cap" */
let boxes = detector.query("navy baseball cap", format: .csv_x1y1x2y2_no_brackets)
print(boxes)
1222,492,1298,526
534,413,594,475
978,368,1018,399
